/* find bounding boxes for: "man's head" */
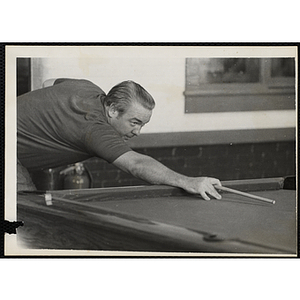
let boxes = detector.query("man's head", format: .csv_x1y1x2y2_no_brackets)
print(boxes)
104,81,155,141
103,80,155,115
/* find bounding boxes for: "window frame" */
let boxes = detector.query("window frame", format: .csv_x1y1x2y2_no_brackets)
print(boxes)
184,58,296,113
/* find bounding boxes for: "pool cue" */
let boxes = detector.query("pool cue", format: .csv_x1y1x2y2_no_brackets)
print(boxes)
215,185,276,204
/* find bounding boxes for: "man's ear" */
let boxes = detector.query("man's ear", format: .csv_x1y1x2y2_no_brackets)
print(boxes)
107,104,119,118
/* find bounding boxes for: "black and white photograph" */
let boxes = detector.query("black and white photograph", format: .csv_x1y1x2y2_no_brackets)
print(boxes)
4,45,297,257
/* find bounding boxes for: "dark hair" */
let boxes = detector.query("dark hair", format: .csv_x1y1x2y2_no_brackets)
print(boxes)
103,80,155,115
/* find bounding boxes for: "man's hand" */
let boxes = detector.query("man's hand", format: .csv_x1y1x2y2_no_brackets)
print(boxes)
182,177,222,200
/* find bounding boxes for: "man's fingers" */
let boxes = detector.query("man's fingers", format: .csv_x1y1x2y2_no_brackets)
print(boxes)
201,185,222,200
208,178,222,199
210,189,222,200
211,178,222,187
200,191,211,201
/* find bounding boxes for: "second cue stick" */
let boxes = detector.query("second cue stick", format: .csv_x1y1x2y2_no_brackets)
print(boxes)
215,185,276,204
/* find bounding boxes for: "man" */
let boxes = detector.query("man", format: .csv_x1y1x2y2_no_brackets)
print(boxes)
17,78,222,200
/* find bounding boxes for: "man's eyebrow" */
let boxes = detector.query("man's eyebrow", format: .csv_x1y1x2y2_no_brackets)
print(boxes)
130,118,143,123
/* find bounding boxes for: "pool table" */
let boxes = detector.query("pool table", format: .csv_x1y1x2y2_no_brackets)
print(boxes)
16,177,297,256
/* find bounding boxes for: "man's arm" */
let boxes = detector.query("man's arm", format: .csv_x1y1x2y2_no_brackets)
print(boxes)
113,151,222,200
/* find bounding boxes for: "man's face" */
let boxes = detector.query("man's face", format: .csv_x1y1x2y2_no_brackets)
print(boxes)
108,101,152,141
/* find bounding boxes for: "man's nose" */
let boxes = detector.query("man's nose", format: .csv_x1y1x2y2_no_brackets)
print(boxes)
132,126,142,136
